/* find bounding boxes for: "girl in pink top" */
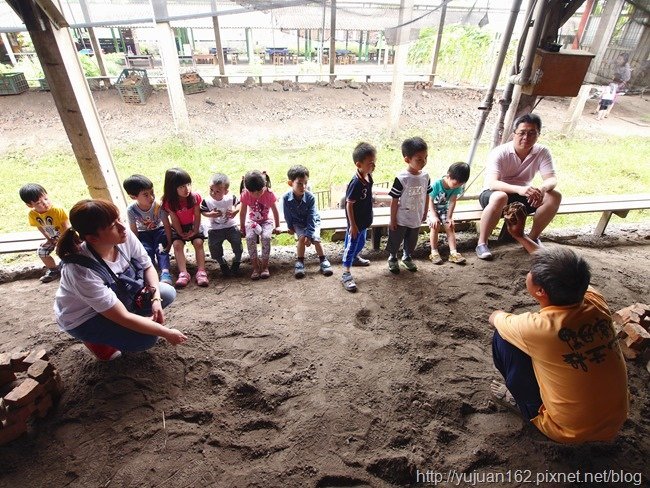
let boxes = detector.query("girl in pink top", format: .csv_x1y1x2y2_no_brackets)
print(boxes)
162,168,208,288
239,170,280,280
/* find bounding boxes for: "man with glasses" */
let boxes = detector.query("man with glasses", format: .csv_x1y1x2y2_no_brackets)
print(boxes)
476,113,561,260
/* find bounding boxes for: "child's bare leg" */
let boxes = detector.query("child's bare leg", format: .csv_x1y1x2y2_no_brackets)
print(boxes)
296,236,306,259
40,255,57,269
444,224,458,252
192,238,206,269
429,226,439,251
173,240,187,272
314,241,325,257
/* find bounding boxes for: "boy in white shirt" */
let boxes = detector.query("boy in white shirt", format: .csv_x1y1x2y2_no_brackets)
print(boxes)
200,173,242,276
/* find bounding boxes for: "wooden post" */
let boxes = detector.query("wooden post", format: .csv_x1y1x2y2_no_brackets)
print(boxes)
388,0,415,134
429,0,447,83
572,0,594,49
6,0,126,208
1,32,17,65
329,0,336,82
561,84,592,136
79,0,108,78
211,0,226,76
358,30,363,58
245,27,254,64
586,0,626,82
151,0,190,134
297,29,300,57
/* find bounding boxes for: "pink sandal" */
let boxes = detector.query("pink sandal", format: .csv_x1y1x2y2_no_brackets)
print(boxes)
195,270,209,287
175,271,191,288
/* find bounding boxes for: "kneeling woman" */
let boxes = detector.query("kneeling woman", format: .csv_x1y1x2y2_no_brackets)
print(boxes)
55,200,187,360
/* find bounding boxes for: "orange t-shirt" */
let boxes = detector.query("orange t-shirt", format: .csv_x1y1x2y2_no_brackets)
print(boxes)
494,287,628,443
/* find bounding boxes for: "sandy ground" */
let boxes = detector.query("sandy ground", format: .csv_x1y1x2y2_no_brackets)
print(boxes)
0,81,649,155
1,83,649,487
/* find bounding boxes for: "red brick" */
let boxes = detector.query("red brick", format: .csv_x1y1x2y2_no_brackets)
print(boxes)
0,370,16,386
0,420,27,445
27,359,53,382
5,403,35,425
3,378,43,407
23,349,48,366
0,379,23,398
623,323,650,351
0,353,12,371
630,303,649,318
35,394,53,418
618,341,638,360
10,352,29,372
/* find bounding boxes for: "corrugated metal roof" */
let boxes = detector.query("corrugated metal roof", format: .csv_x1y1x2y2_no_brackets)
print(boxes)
0,0,493,31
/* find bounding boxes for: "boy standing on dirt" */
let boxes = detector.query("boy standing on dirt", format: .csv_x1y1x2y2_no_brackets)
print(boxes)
123,174,173,285
428,162,470,265
341,142,376,293
282,165,334,279
19,183,70,283
386,137,431,274
488,214,629,443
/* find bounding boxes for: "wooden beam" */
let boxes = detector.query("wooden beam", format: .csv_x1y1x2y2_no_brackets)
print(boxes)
586,0,626,82
561,83,592,136
211,0,226,76
15,0,125,208
329,0,336,83
34,0,68,29
429,0,447,83
79,0,109,79
151,0,190,133
388,0,415,134
1,32,17,66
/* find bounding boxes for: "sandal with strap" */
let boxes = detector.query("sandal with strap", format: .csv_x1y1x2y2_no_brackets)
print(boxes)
175,271,191,289
260,268,270,279
490,380,519,415
195,270,209,287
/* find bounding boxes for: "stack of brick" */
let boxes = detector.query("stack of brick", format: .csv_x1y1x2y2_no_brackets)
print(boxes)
0,349,63,445
612,303,650,360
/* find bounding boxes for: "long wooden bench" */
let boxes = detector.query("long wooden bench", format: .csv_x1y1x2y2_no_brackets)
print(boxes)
2,194,648,254
315,193,650,250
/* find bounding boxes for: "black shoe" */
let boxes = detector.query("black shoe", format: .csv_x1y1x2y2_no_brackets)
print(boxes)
353,256,370,266
40,268,60,283
231,261,241,275
219,262,231,276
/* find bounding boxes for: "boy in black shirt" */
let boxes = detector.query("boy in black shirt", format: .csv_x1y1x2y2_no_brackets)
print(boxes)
341,142,376,292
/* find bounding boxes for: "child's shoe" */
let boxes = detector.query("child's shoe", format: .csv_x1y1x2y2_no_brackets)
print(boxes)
320,259,333,276
219,262,231,277
401,257,418,272
40,267,60,283
160,270,173,285
195,270,209,287
353,256,370,266
388,258,400,274
260,268,270,279
429,250,443,265
83,342,121,361
175,271,191,288
251,269,261,280
294,261,306,279
448,252,466,265
341,272,357,292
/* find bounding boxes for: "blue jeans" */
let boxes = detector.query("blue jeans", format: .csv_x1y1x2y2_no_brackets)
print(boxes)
342,228,367,268
138,227,170,271
492,330,543,420
66,283,176,352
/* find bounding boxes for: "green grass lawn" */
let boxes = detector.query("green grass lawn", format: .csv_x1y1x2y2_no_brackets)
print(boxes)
2,128,649,235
